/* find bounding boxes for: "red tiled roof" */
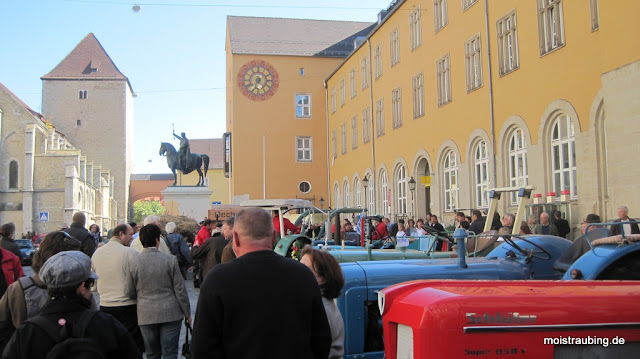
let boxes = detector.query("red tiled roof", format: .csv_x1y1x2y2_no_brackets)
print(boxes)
41,33,132,91
189,138,224,169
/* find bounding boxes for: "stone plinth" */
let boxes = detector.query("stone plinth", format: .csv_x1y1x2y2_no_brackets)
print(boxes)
162,186,213,220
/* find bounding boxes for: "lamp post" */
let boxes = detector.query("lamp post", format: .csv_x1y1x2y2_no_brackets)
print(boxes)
363,175,369,212
408,176,416,218
319,197,325,209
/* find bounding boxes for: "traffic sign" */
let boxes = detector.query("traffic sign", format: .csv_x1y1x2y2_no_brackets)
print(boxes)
39,212,49,222
212,201,222,205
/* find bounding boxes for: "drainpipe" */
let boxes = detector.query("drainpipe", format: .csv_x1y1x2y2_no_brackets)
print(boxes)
324,81,330,207
484,0,498,188
366,38,377,211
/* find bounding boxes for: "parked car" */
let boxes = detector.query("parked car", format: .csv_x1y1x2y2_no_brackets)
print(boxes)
15,239,36,266
33,233,47,248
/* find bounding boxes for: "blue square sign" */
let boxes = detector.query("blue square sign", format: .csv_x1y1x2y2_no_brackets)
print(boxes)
39,212,49,222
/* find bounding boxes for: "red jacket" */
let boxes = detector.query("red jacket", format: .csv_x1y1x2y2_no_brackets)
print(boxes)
273,216,299,236
372,222,389,241
195,226,212,246
1,248,23,286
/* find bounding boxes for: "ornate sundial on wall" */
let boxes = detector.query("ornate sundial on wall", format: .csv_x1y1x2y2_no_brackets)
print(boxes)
237,60,279,101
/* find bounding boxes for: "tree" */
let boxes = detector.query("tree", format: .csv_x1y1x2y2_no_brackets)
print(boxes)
133,200,165,223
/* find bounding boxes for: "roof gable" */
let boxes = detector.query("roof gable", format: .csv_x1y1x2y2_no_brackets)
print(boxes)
41,33,128,82
189,138,224,169
227,16,375,57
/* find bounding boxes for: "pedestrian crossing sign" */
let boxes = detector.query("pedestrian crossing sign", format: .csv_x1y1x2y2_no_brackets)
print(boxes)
39,212,49,222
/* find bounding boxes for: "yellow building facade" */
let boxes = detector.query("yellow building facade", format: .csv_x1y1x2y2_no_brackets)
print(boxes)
326,0,640,236
225,16,374,206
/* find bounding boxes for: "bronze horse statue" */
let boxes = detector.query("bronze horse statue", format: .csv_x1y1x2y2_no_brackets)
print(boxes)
159,142,210,186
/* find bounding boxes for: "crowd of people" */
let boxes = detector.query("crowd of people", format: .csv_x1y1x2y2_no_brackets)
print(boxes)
0,204,636,358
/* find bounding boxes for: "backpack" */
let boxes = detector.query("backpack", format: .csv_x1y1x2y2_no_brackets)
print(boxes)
18,276,48,319
27,310,106,359
167,234,187,266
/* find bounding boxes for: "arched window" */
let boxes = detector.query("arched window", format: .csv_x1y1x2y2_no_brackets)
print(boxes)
443,151,458,212
379,169,389,214
343,181,351,208
333,183,341,208
508,129,528,204
354,178,362,208
396,165,407,215
366,176,375,214
551,114,577,198
9,161,18,189
474,141,490,208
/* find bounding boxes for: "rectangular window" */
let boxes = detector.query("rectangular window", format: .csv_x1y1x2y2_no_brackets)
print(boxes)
340,78,346,106
412,72,425,119
361,58,369,90
434,0,448,32
296,136,312,162
497,11,519,76
341,123,348,154
537,0,565,55
351,116,358,149
295,94,311,118
375,98,385,137
331,130,337,159
590,0,599,31
409,7,422,50
331,87,336,113
392,87,402,129
390,28,400,66
436,54,452,106
374,43,383,79
465,34,483,92
462,0,478,11
350,68,357,98
363,107,371,144
79,90,88,100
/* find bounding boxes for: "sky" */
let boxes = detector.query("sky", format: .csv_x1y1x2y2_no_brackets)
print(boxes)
0,0,392,174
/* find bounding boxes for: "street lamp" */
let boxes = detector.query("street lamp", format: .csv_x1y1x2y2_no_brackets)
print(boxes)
319,197,325,209
408,176,416,218
363,175,369,212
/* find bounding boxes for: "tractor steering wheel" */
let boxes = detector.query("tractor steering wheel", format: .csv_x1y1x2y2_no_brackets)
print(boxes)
422,226,455,245
502,234,553,261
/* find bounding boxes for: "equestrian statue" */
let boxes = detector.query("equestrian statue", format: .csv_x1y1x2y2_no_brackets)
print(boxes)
159,131,210,186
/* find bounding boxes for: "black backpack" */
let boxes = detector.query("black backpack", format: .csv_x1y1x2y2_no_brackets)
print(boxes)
27,310,106,359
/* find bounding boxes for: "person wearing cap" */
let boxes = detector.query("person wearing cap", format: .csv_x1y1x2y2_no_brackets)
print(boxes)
371,216,388,241
194,219,215,247
581,213,603,235
126,224,190,359
191,207,331,358
2,251,140,359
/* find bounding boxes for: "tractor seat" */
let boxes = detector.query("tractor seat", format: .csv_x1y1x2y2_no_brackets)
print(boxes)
450,230,498,258
553,228,611,273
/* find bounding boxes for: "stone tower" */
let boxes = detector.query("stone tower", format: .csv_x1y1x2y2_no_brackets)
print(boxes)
41,33,134,222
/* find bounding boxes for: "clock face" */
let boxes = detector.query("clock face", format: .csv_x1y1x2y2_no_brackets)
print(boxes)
237,60,279,101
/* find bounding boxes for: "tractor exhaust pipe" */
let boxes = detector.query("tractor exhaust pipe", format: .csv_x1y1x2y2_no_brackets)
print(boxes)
453,228,468,268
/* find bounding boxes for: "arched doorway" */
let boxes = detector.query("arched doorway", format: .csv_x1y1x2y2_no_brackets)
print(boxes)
415,158,431,219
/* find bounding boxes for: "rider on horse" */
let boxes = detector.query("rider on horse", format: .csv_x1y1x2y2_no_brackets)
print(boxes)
173,132,190,170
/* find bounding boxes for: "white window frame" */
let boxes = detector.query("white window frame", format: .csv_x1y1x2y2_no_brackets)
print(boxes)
474,141,490,208
436,54,451,106
350,68,357,98
354,178,362,208
537,0,565,55
434,0,448,32
361,57,369,90
396,166,408,215
392,87,402,129
295,94,311,118
331,87,336,113
341,123,348,154
508,129,528,205
340,78,346,106
551,114,577,199
363,107,371,144
409,7,422,51
374,43,383,79
9,160,19,189
351,115,358,149
465,34,483,92
412,72,425,119
343,181,351,208
331,130,337,159
590,0,599,31
390,28,400,66
462,0,478,11
334,183,341,208
375,98,385,137
296,136,312,162
497,11,519,76
380,169,389,215
443,150,459,212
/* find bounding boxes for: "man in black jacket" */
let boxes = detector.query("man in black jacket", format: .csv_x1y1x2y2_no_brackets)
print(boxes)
64,213,96,257
191,208,331,359
0,223,23,263
469,210,486,235
553,210,571,238
610,205,640,236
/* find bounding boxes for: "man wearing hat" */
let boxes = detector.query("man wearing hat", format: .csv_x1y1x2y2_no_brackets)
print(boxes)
371,216,388,241
2,251,140,359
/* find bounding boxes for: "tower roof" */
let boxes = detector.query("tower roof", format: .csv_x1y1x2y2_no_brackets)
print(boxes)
41,33,133,91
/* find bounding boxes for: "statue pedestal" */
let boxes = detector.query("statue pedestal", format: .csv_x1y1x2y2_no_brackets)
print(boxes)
162,186,213,220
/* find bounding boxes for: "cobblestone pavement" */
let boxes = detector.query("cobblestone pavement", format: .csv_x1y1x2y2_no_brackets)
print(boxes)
23,265,200,354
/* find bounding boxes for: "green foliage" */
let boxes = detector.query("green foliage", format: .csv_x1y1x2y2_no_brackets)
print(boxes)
133,201,165,223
